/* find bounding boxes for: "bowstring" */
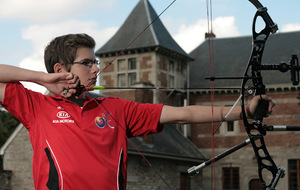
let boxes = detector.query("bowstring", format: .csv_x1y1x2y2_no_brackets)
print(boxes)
205,2,243,189
212,95,243,135
206,0,216,190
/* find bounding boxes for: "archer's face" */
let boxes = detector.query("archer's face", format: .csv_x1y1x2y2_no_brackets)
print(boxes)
70,47,99,87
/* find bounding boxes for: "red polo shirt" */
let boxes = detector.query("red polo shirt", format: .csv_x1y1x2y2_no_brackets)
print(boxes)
1,82,164,190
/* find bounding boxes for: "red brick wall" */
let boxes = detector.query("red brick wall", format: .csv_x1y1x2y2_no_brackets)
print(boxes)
140,56,152,69
190,91,300,148
102,89,153,103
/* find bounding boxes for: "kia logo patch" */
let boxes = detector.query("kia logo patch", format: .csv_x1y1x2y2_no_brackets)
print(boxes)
57,111,71,119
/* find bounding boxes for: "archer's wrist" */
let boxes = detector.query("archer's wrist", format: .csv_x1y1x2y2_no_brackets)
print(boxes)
245,105,253,119
239,106,253,120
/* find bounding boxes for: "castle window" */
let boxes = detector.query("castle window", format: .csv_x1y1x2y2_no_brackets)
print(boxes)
118,74,126,87
128,73,137,86
169,60,174,73
118,59,126,71
117,58,137,87
128,58,136,70
223,167,239,190
227,121,234,132
168,60,175,87
288,159,300,190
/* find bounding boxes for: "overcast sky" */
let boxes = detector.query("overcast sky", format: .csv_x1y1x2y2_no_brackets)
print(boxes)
0,0,299,92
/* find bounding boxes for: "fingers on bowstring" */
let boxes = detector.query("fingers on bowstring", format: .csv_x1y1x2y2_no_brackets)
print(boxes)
67,74,80,90
62,87,77,98
65,73,74,80
61,73,82,97
63,88,69,97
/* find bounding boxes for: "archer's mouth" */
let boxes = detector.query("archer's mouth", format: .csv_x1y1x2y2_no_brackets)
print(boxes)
87,78,97,86
90,76,97,81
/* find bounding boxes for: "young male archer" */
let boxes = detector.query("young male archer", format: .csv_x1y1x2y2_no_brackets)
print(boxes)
0,33,274,190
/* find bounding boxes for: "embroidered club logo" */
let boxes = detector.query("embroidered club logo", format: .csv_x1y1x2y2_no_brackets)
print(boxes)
95,113,114,129
95,117,106,128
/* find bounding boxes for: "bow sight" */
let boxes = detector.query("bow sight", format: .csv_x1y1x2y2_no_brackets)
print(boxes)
205,54,300,87
259,55,299,85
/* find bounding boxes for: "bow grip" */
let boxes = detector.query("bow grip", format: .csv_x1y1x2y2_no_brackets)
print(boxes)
253,99,269,125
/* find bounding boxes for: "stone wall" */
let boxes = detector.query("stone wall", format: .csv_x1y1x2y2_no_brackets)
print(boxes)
127,155,202,190
2,127,33,190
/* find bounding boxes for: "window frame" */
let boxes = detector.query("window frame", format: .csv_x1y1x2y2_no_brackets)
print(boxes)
116,58,137,87
222,167,240,190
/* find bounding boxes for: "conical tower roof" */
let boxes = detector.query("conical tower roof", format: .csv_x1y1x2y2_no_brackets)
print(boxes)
96,0,192,60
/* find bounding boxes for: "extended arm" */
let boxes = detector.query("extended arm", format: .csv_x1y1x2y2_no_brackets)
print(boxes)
159,95,274,124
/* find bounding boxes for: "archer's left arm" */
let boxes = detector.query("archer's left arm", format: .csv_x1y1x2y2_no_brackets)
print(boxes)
159,95,274,124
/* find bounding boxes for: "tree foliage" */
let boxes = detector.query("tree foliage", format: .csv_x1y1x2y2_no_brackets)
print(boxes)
0,109,20,147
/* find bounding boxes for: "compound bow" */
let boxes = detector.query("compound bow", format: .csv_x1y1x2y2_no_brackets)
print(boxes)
188,0,300,189
240,0,283,189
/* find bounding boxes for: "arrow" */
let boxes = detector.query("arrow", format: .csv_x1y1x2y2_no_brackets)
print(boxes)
85,86,241,91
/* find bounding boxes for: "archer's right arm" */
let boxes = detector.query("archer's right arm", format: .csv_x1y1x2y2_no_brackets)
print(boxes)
0,64,78,102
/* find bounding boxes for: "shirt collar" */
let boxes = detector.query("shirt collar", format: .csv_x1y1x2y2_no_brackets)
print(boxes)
52,94,103,104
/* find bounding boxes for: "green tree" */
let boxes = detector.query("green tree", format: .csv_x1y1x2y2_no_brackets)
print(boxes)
0,109,20,147
0,109,19,171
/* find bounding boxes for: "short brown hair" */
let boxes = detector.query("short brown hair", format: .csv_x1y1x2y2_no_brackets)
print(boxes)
44,33,96,73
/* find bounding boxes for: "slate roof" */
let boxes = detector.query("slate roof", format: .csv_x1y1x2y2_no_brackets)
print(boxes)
128,125,206,162
96,0,192,61
189,31,300,88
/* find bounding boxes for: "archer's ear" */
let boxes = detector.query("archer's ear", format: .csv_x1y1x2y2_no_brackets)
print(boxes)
53,63,67,73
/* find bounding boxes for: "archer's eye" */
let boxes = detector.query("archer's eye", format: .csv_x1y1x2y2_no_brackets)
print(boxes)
73,59,95,68
81,60,91,66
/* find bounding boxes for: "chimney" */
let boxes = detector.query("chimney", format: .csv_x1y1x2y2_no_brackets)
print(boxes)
205,32,216,40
